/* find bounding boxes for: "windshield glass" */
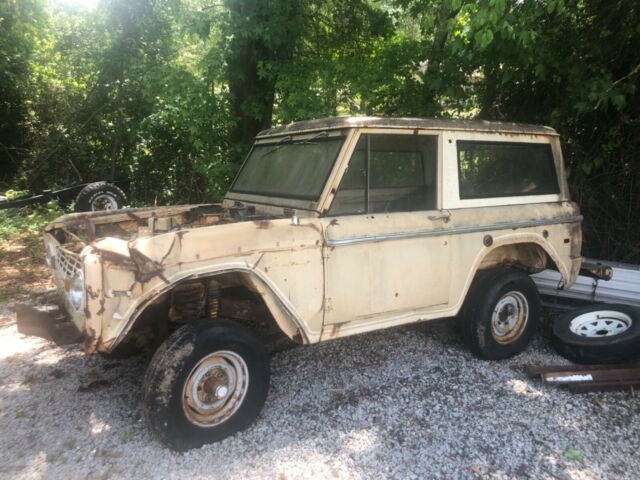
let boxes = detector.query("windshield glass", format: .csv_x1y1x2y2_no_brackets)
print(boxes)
230,135,344,200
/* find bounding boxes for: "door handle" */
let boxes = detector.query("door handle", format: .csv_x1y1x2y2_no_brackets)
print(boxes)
428,213,451,223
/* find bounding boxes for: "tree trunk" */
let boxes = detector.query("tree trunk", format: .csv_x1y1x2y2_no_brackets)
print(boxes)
224,0,303,161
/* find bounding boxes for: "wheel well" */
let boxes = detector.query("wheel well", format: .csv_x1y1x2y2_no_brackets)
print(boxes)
477,242,557,274
124,272,296,354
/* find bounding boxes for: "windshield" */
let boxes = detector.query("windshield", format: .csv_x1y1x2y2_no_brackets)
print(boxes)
230,135,345,200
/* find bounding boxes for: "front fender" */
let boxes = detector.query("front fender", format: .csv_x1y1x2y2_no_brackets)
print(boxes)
99,263,313,353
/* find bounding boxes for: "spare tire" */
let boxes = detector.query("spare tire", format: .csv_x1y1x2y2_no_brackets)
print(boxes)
74,182,127,212
551,303,640,364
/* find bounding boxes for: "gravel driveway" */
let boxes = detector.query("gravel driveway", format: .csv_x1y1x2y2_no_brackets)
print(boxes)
0,300,638,480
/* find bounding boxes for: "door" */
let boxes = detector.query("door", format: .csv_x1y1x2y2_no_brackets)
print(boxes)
322,132,452,327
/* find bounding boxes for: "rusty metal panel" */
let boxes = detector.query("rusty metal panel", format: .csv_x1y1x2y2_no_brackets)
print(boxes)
37,120,584,355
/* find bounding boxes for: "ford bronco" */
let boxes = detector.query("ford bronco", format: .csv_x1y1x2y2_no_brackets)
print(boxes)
18,117,592,450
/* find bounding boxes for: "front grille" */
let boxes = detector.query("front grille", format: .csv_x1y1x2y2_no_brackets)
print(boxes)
54,245,83,279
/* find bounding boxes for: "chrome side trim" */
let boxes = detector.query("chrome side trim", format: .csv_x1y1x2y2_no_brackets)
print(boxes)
325,215,583,247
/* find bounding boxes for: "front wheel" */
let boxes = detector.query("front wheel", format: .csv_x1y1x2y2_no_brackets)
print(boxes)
461,268,541,360
143,319,270,451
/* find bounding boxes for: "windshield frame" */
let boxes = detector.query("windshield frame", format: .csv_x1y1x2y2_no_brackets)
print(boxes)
226,130,349,210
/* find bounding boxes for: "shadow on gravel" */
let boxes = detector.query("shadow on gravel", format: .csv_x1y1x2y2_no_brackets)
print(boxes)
0,316,638,479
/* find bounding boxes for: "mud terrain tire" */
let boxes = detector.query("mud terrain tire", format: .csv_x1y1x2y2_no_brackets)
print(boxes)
74,181,127,212
143,319,270,451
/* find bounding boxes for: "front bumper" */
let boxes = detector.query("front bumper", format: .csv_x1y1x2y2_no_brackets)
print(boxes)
15,303,82,346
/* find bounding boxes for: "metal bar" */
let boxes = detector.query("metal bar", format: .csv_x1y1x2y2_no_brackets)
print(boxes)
541,368,640,384
579,261,613,281
567,380,640,393
364,134,370,214
0,183,89,210
525,364,638,377
0,194,48,209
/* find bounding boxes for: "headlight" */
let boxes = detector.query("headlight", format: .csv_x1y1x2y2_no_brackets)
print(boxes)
69,272,85,310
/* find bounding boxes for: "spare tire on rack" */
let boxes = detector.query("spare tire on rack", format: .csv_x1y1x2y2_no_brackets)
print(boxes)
74,182,127,212
551,303,640,364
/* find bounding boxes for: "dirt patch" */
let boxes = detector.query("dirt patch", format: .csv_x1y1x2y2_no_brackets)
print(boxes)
0,235,52,303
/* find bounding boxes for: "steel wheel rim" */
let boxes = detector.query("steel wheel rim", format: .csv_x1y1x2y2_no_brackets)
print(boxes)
491,291,529,344
90,194,118,211
182,350,249,427
569,310,632,338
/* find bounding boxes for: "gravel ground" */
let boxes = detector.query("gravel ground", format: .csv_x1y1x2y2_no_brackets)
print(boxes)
0,299,638,480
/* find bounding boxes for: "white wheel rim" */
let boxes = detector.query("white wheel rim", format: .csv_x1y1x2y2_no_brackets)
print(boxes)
569,310,632,338
182,350,249,427
491,291,529,344
90,194,118,211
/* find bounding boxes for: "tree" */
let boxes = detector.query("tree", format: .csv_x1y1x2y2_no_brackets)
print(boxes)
0,0,45,183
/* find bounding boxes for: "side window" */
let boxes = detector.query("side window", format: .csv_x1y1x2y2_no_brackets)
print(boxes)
457,141,559,199
329,134,438,215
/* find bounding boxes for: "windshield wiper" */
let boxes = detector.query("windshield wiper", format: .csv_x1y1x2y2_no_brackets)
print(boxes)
294,131,328,144
263,135,293,157
262,131,328,157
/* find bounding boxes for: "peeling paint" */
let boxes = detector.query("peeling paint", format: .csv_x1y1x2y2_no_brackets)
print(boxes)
38,120,583,355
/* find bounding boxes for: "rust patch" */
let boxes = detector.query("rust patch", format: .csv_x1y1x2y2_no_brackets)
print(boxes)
83,328,98,354
125,211,143,222
568,222,582,259
292,331,304,345
299,222,321,234
82,216,96,241
97,298,106,316
159,236,178,264
86,285,100,300
255,220,273,229
329,323,348,338
130,248,165,283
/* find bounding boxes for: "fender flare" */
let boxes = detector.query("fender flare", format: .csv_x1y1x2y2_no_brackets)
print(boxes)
452,232,574,315
105,264,313,353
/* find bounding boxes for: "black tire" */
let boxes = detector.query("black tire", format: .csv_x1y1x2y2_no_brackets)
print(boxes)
461,268,541,360
143,319,270,451
551,303,640,364
74,181,127,212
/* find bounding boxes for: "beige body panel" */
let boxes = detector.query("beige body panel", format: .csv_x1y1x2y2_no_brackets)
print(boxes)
43,118,582,353
317,202,580,340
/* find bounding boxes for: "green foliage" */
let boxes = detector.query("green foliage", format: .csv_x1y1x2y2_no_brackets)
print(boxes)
4,189,29,200
563,449,583,462
0,201,64,243
0,0,639,261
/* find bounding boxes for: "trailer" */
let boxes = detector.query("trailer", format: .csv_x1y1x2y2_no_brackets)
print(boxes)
0,181,127,213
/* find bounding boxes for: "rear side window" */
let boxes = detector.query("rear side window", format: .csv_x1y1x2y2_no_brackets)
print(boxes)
457,141,559,199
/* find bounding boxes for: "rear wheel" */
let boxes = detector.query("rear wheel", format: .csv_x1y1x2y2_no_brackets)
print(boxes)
461,268,541,360
143,319,270,451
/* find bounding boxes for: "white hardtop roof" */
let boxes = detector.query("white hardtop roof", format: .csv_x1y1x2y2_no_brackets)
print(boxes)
256,116,558,138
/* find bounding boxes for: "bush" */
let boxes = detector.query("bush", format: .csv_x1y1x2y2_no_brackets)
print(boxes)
0,201,64,243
